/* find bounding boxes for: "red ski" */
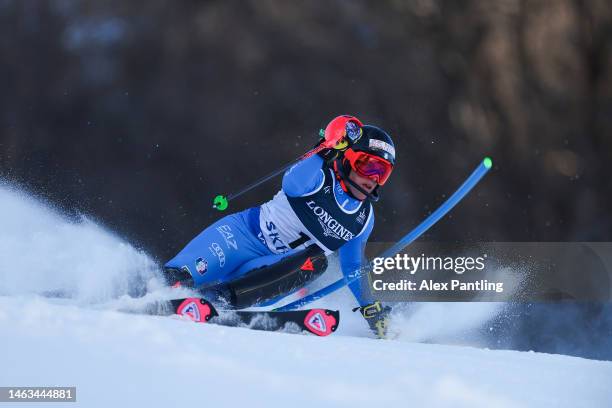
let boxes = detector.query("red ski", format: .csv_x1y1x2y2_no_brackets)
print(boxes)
169,297,339,337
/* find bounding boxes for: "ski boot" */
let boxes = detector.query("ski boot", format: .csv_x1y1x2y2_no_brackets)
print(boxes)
354,301,391,339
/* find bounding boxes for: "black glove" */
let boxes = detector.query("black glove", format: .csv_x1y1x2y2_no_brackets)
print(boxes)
317,148,342,166
315,139,346,167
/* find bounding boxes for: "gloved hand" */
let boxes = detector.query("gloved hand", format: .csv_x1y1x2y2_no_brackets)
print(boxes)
321,115,363,149
316,115,363,166
353,301,392,339
315,139,344,166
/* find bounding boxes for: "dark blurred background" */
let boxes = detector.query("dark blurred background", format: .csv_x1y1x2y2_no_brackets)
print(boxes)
1,0,612,360
1,0,611,258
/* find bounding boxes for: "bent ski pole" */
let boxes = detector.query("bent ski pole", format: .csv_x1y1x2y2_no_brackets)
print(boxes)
274,157,493,311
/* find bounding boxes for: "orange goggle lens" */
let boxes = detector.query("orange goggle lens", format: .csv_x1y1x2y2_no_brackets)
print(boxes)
346,151,393,185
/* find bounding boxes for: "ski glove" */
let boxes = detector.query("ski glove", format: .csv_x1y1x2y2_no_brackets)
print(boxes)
353,301,392,339
316,143,345,167
316,115,364,166
321,115,363,149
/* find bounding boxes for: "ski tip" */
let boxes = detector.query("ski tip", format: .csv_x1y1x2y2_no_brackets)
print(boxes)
483,157,493,169
303,309,340,337
175,298,219,323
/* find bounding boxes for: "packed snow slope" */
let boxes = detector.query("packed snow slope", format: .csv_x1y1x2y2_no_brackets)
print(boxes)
1,296,611,408
1,182,611,407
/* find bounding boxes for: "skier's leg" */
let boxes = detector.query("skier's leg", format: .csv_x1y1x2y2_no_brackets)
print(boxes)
225,245,328,308
165,208,327,308
164,209,271,288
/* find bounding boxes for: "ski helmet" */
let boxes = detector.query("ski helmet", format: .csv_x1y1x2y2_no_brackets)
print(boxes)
334,125,395,201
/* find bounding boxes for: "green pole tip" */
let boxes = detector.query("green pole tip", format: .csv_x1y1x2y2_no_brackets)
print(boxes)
319,129,325,138
213,195,228,211
483,157,493,169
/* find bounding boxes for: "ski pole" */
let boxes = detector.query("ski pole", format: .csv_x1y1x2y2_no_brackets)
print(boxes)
212,115,363,211
212,143,326,211
273,157,493,311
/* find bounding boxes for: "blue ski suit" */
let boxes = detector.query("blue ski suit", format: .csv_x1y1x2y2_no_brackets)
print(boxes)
164,154,374,306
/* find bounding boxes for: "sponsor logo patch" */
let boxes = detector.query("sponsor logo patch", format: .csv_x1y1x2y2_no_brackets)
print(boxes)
356,207,367,225
256,231,267,248
209,242,225,267
346,121,362,142
368,139,395,158
179,300,200,321
217,225,238,250
306,200,354,241
306,312,327,333
300,257,314,271
195,257,208,275
265,221,289,252
176,299,200,322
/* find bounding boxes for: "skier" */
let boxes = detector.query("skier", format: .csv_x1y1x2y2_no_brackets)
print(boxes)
164,115,395,338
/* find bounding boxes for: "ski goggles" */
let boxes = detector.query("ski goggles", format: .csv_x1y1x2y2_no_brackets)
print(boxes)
344,150,394,185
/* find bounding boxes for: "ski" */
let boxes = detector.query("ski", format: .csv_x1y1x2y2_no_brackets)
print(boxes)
152,297,340,337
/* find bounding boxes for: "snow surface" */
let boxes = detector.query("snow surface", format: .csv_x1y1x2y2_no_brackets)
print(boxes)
1,183,611,407
2,296,612,408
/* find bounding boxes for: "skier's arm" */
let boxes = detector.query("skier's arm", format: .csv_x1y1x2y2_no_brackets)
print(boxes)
338,213,375,306
282,154,325,197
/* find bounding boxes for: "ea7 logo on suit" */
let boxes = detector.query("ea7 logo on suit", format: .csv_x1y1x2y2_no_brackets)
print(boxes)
216,225,238,250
